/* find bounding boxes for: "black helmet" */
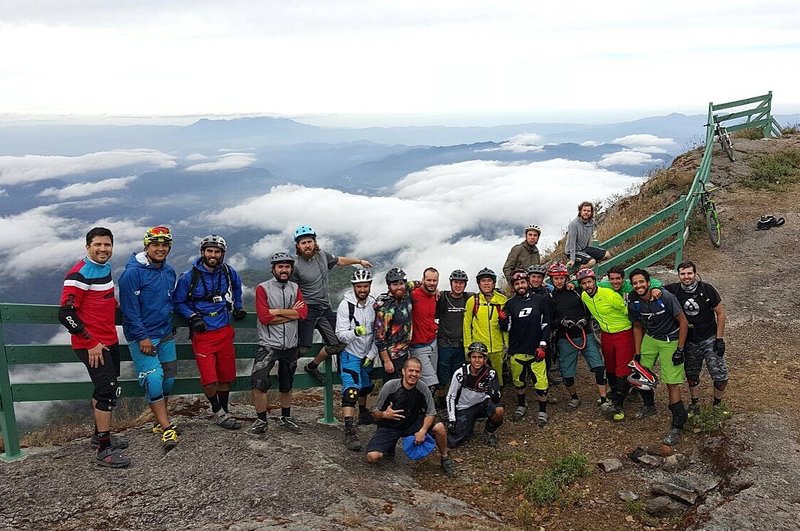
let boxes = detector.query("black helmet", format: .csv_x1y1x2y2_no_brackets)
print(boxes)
200,234,227,253
526,264,547,276
449,269,468,282
270,252,295,265
467,341,489,356
475,267,496,282
385,267,406,284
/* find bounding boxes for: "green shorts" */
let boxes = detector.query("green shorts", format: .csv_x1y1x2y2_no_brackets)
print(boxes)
640,335,685,385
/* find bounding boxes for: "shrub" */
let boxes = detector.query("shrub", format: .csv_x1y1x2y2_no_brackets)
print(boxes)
687,404,733,434
732,127,763,140
743,150,800,190
521,453,590,505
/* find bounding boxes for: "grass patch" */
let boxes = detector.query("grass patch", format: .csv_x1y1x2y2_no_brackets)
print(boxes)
743,150,800,190
519,453,590,505
733,127,764,140
687,404,733,434
781,123,799,135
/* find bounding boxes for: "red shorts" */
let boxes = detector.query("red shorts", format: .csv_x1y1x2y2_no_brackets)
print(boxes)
600,328,635,378
192,325,236,385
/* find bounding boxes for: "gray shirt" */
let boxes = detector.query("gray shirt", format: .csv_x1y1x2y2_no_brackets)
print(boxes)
628,289,683,341
565,216,595,261
290,249,338,308
372,378,436,432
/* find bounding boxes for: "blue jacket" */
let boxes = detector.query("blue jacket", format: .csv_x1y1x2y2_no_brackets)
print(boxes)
119,252,176,342
173,258,244,331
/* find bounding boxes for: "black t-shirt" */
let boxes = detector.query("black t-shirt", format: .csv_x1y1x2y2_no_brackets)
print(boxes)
373,379,436,432
664,281,721,342
503,292,551,355
628,289,683,341
550,287,590,339
436,291,474,347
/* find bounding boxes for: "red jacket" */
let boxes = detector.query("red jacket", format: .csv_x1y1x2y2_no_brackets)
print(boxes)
410,287,438,345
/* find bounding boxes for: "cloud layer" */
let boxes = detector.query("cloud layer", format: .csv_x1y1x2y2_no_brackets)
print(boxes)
37,175,137,200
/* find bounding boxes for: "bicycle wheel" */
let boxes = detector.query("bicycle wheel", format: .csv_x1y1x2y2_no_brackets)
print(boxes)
720,134,735,162
705,203,722,247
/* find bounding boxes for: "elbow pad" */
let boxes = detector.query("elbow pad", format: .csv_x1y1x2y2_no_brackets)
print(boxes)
59,305,86,335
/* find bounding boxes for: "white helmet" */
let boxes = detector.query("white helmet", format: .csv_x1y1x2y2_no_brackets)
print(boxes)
351,268,373,284
200,234,227,253
525,224,541,235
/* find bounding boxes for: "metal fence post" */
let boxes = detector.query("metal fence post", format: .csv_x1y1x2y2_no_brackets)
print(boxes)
675,195,687,268
0,306,24,461
318,355,338,425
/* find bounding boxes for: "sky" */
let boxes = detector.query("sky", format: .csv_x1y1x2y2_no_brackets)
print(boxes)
1,1,799,124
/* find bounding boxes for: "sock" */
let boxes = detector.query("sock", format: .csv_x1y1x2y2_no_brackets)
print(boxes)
713,397,722,406
538,400,547,413
95,430,111,452
358,404,369,415
344,417,354,429
599,396,608,403
307,361,318,370
217,391,230,413
208,394,221,413
257,411,267,422
641,389,656,407
669,401,688,429
517,393,526,407
281,407,291,418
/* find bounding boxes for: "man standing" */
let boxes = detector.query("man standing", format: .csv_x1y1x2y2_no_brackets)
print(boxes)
118,226,179,450
173,234,247,430
446,342,505,448
366,358,456,477
335,268,379,451
249,252,308,435
410,267,440,390
599,265,662,303
290,225,371,385
502,270,551,426
526,264,552,297
663,261,728,416
374,268,414,383
547,263,608,410
463,268,508,386
502,224,542,285
628,268,690,446
59,227,129,467
566,201,611,270
435,270,473,410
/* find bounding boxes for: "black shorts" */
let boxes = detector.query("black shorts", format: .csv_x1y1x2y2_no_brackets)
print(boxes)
298,305,342,351
447,401,498,447
251,346,299,394
569,246,607,265
366,416,425,455
75,343,121,389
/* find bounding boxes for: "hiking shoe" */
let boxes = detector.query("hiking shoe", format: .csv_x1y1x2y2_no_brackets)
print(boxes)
344,429,362,451
214,411,242,430
513,406,527,422
90,434,129,450
152,423,182,435
304,363,327,385
277,416,302,434
537,412,548,428
95,447,131,468
440,457,457,477
662,427,682,446
358,411,376,426
635,406,657,420
248,418,268,437
567,397,581,410
599,400,616,413
483,431,498,448
161,425,179,449
687,402,701,418
612,408,626,422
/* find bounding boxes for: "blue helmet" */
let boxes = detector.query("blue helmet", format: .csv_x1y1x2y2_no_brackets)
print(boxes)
294,225,316,242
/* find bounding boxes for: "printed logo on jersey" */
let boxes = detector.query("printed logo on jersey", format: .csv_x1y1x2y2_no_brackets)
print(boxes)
683,298,701,316
518,308,532,317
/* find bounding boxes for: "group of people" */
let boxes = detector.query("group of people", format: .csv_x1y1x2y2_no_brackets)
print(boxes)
60,200,729,475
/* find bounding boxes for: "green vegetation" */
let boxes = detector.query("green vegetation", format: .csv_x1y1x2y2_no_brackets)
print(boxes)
732,127,764,140
743,150,800,190
512,453,590,505
687,404,734,434
781,123,799,134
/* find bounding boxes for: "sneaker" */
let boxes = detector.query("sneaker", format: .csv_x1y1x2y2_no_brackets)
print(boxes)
567,397,581,410
513,405,527,422
90,433,129,450
152,423,182,435
440,457,457,477
537,411,548,427
662,427,682,446
483,431,498,448
687,402,701,418
161,425,179,449
612,408,626,422
95,447,131,468
277,416,302,434
635,406,657,420
304,363,327,386
358,411,376,426
248,418,268,437
599,400,616,413
344,429,362,451
215,411,242,430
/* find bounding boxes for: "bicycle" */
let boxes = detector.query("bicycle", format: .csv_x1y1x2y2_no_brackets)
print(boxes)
705,119,735,162
696,181,722,247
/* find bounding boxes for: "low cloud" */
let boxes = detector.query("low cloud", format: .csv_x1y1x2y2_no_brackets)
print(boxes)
0,149,176,185
612,134,675,148
597,150,655,167
481,133,545,153
38,175,137,200
184,153,256,172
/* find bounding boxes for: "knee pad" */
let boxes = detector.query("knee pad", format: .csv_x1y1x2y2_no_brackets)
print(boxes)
535,389,548,398
563,377,575,387
687,377,700,388
161,360,177,395
342,387,359,408
713,380,728,391
359,385,374,397
278,360,297,393
93,379,121,412
591,366,606,385
139,368,165,403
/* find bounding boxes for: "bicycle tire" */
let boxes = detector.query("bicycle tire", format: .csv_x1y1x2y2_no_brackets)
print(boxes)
705,204,722,248
720,134,735,162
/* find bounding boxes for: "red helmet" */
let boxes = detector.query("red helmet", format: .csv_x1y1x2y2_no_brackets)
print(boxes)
511,269,528,282
627,360,659,391
576,268,596,281
547,262,569,277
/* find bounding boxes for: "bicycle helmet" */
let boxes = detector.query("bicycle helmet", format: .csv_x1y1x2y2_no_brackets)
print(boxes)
449,269,468,282
293,225,316,242
525,224,541,235
467,341,489,357
511,269,528,282
270,252,295,265
351,268,373,284
547,262,569,277
143,226,173,246
576,268,596,281
475,268,496,282
526,264,547,276
627,359,659,391
200,234,227,253
385,267,406,284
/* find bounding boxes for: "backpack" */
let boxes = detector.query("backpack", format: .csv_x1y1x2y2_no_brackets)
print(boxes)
347,301,360,327
187,264,233,308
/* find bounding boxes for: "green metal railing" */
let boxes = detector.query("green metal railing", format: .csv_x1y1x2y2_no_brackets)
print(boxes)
595,91,781,278
0,303,351,461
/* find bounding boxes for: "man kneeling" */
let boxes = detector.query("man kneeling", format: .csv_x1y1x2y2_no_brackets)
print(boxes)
446,341,504,448
366,357,456,476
